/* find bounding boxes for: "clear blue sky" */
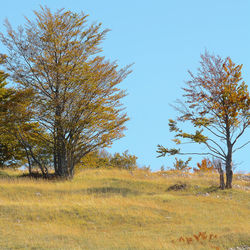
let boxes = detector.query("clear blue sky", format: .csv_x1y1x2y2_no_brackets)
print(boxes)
0,0,249,172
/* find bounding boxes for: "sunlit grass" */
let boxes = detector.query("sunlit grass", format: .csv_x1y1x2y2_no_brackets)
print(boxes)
0,168,249,249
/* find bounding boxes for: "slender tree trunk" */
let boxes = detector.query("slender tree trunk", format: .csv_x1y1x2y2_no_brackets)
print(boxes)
53,140,58,175
68,150,75,178
24,146,32,175
225,146,233,189
217,162,225,190
225,116,233,189
27,153,32,175
16,130,47,177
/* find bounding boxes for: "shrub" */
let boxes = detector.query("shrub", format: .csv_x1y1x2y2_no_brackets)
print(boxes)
77,149,138,170
172,157,192,172
194,158,216,172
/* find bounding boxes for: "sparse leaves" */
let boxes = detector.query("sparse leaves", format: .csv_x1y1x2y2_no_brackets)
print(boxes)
156,145,180,157
157,51,249,188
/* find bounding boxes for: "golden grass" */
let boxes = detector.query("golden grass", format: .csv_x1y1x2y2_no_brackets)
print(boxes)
0,168,249,249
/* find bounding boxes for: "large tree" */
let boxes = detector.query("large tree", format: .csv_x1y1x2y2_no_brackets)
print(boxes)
0,6,131,178
0,83,52,175
157,52,250,188
0,55,28,168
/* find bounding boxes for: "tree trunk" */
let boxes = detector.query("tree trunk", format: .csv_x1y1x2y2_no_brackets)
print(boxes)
69,149,76,179
24,146,32,175
56,146,68,177
54,105,69,178
225,117,233,189
225,147,233,189
55,136,71,178
53,142,58,175
217,162,225,190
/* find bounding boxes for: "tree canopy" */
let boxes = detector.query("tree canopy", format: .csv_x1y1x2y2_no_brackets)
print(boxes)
157,51,250,188
0,6,131,177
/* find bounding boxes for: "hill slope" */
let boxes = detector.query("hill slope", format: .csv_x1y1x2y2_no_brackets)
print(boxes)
0,169,249,249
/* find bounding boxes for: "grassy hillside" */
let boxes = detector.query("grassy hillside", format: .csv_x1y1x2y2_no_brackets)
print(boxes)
0,169,249,249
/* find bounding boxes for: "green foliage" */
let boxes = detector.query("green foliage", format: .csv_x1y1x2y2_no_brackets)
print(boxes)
0,6,131,177
156,145,180,157
0,58,27,168
110,150,138,170
78,150,112,169
172,157,192,172
78,149,138,171
0,62,52,172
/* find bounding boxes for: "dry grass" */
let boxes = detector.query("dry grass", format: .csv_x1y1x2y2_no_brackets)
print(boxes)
0,168,249,249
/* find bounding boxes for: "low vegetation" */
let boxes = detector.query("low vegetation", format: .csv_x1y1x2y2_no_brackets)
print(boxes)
0,5,249,250
0,168,249,249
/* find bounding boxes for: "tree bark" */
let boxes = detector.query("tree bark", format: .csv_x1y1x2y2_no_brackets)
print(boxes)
56,144,68,177
217,162,225,190
225,147,233,189
225,115,233,189
54,104,69,178
23,145,32,175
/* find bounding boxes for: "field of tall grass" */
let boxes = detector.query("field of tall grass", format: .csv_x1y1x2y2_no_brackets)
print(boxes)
0,168,249,249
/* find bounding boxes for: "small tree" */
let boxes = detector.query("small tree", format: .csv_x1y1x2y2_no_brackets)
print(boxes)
194,158,216,172
1,7,131,178
78,149,112,169
0,79,52,174
78,149,138,170
110,150,138,170
172,157,192,172
157,51,250,188
0,56,28,168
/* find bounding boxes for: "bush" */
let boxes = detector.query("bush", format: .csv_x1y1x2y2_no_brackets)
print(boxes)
194,158,216,172
172,157,192,172
77,149,138,171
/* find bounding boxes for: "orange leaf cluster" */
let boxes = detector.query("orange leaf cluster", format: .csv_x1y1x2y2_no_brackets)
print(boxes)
194,158,216,172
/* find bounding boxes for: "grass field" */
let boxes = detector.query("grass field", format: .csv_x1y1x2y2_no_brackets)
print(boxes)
0,168,249,249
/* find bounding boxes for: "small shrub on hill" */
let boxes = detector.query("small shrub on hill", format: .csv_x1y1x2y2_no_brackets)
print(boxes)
172,157,192,172
77,149,138,171
194,158,216,172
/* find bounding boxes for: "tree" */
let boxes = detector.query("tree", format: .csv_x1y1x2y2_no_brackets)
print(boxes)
157,51,250,188
0,77,52,174
78,149,138,170
110,150,138,170
0,55,27,168
78,149,112,169
193,158,216,172
172,157,191,172
0,6,131,178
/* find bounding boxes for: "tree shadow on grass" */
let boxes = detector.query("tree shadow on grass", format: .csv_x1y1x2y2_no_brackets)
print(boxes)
18,172,68,181
85,186,139,197
203,185,220,193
